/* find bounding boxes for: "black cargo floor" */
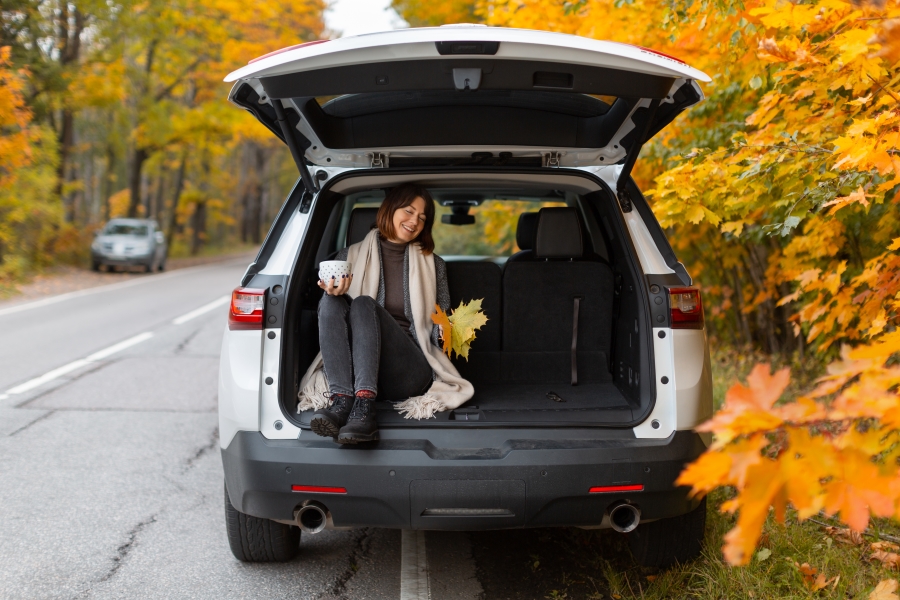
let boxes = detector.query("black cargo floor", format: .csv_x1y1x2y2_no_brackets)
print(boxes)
467,382,630,410
297,382,634,428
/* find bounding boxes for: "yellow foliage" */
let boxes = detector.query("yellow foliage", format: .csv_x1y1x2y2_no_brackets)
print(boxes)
481,0,900,567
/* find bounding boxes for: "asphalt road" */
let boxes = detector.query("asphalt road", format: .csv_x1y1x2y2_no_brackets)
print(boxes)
0,258,633,600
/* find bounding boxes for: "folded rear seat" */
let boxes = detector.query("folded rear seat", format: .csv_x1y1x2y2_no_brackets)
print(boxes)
501,208,614,384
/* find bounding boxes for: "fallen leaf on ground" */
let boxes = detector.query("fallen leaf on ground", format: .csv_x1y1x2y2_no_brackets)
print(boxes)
870,579,899,600
796,563,835,592
872,542,900,552
825,526,865,546
872,551,900,569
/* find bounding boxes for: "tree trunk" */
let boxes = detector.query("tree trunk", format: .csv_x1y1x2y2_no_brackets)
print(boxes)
54,6,84,214
251,145,266,243
190,200,207,256
152,170,167,221
102,142,115,221
167,153,187,242
127,147,149,218
56,109,75,217
731,267,753,348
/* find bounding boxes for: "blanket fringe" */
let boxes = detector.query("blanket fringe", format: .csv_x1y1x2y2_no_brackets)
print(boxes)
395,394,445,420
297,370,331,413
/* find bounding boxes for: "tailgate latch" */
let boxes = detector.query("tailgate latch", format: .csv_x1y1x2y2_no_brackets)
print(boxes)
370,152,387,168
543,151,561,168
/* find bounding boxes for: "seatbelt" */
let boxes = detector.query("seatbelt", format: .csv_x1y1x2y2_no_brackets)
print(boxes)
571,297,581,386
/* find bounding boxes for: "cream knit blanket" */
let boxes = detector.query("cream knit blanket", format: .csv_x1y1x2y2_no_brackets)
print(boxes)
297,229,474,419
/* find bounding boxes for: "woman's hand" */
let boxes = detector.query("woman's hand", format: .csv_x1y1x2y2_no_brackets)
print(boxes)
318,274,353,296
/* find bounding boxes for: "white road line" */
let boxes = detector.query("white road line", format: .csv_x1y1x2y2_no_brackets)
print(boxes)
172,295,231,325
4,332,153,395
400,530,431,600
85,332,154,360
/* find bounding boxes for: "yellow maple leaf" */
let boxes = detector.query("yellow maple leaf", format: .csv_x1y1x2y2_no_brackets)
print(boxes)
431,299,488,361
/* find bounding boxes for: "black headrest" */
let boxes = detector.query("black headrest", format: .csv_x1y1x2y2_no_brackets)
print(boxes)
516,212,539,251
534,208,583,259
346,207,379,247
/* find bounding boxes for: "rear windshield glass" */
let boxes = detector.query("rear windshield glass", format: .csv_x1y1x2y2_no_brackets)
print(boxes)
433,200,565,257
350,198,566,258
104,223,149,236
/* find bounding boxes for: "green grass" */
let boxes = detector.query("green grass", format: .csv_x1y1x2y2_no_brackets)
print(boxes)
598,492,890,599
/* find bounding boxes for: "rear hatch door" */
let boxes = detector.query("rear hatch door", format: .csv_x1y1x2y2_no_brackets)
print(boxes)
224,25,710,171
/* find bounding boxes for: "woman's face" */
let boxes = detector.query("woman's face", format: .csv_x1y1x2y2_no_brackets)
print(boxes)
390,196,427,244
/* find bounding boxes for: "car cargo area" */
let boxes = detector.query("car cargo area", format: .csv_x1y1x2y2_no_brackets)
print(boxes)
280,170,655,429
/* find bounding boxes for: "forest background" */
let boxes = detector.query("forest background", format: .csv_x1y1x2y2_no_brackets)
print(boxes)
4,0,900,595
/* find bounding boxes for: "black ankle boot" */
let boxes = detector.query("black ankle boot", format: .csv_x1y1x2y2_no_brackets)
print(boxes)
310,394,354,438
337,397,379,444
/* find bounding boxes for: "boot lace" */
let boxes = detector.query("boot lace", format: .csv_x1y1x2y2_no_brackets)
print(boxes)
349,397,372,420
323,392,352,412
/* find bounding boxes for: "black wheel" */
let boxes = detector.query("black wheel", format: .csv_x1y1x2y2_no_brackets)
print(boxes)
627,496,707,568
91,260,101,272
224,482,300,562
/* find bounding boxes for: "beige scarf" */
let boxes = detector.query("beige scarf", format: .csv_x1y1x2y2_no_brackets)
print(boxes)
297,229,474,419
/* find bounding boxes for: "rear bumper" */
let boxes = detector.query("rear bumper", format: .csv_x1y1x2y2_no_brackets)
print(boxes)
222,430,706,530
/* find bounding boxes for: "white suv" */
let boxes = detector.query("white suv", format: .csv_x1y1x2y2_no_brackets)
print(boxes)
219,25,714,567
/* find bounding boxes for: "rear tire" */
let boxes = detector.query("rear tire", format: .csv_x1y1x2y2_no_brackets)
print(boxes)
224,483,300,562
627,496,706,568
91,260,101,272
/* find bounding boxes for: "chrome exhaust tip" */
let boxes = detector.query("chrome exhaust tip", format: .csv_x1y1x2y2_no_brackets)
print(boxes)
608,502,641,533
295,502,328,534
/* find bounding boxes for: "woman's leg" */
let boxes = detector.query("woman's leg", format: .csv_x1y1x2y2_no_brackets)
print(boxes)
311,294,355,438
347,295,433,401
317,294,354,396
338,296,433,444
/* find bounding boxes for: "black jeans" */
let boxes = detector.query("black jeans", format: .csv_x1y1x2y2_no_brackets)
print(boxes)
318,294,433,401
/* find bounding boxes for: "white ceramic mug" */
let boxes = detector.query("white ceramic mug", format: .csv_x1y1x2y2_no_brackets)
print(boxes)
319,260,352,287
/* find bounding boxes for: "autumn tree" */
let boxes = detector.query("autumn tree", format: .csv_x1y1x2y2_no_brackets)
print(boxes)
0,46,60,279
1,0,326,266
391,0,478,26
481,0,900,569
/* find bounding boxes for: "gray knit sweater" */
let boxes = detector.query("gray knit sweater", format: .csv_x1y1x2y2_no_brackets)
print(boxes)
336,242,450,348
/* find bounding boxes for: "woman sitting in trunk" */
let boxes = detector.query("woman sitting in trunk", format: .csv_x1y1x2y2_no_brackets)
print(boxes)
298,183,474,444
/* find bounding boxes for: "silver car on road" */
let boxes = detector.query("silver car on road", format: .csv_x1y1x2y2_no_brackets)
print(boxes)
91,218,168,272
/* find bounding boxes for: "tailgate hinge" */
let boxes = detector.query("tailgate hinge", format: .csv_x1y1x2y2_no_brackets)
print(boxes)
543,151,561,168
370,153,388,168
617,189,633,213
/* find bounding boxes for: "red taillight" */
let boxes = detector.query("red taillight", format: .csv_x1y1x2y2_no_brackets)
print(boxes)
635,45,687,65
291,485,347,494
589,484,644,494
228,287,265,330
669,287,704,329
248,40,329,64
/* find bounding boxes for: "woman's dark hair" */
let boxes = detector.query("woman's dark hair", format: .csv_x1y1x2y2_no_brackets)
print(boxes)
376,183,436,254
